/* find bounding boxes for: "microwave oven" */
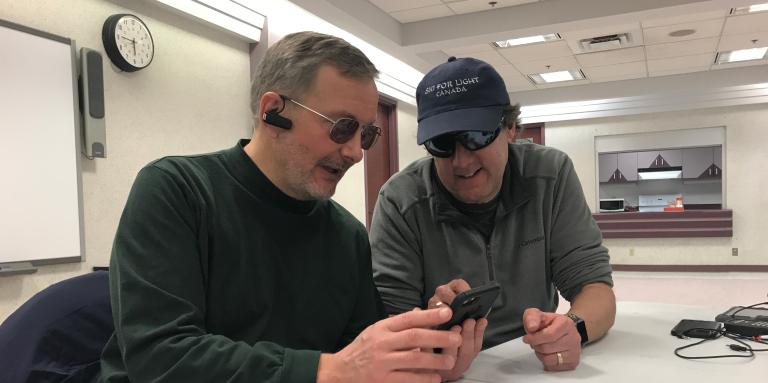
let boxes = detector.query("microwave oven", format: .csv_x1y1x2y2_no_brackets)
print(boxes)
599,198,625,212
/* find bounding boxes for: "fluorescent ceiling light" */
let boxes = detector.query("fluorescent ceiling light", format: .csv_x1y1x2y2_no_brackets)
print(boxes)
732,3,768,14
377,72,416,97
528,69,585,84
637,168,682,180
376,72,417,105
493,33,560,48
716,47,768,63
152,0,265,42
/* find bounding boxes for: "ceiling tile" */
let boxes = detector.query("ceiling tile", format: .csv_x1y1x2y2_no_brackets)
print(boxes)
582,61,647,82
369,0,443,13
641,10,728,28
643,19,724,45
455,50,511,68
446,0,538,15
723,13,768,35
442,43,495,57
513,56,579,74
648,66,710,77
645,37,718,60
534,79,590,89
390,4,454,22
718,31,768,51
647,53,715,73
561,23,643,54
497,40,573,63
495,65,536,91
589,72,647,83
575,46,645,67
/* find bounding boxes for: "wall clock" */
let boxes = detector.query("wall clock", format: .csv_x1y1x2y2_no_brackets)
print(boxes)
102,14,154,72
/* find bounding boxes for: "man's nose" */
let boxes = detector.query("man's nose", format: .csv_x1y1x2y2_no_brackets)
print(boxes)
451,142,474,168
339,133,364,164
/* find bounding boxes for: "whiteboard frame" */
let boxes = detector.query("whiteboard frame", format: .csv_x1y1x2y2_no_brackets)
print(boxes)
0,19,85,266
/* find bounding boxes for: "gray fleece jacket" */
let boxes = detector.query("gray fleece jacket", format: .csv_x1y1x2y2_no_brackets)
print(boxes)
370,143,613,348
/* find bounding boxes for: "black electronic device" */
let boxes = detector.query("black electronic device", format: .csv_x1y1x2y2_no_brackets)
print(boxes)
79,47,106,158
715,306,768,337
671,319,724,339
437,282,501,331
262,110,293,130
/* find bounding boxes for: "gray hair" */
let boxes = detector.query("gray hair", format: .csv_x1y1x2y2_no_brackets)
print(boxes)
250,31,379,118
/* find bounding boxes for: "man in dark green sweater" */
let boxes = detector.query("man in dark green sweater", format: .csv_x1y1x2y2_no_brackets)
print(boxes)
98,32,466,383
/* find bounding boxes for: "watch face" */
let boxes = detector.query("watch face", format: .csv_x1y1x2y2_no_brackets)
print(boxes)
113,15,154,70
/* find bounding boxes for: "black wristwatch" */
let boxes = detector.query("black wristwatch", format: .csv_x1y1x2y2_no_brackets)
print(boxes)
566,312,589,345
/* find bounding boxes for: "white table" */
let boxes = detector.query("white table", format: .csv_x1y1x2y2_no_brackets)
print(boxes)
459,302,766,382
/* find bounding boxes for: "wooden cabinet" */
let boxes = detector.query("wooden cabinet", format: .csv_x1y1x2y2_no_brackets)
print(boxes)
618,152,637,181
599,152,637,182
598,153,617,183
682,146,722,179
682,147,712,178
713,146,722,176
637,149,682,168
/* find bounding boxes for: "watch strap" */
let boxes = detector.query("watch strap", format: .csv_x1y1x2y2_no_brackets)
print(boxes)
566,312,589,345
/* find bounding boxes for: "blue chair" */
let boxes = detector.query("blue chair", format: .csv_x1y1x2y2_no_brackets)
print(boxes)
0,271,113,383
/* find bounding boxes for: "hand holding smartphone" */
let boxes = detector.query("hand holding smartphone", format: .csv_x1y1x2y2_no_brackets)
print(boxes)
437,282,501,331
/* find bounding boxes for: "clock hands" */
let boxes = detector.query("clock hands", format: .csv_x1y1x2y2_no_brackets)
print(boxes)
118,34,137,56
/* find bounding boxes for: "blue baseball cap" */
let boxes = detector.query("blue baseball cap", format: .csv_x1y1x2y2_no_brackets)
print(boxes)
416,56,510,145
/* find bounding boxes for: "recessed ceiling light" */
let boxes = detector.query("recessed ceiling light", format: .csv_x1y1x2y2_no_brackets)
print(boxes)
731,3,768,14
668,29,696,37
493,33,560,48
528,69,585,84
715,47,768,63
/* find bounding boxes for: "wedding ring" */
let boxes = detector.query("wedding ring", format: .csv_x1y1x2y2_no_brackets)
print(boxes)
556,352,564,366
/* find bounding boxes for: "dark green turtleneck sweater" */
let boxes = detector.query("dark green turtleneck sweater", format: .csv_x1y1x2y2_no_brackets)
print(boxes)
98,140,384,383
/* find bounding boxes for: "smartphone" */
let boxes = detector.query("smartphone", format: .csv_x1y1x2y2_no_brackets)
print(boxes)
437,282,501,331
670,319,724,339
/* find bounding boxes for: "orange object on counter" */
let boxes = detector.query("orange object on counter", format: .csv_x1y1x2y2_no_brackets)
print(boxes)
664,206,684,212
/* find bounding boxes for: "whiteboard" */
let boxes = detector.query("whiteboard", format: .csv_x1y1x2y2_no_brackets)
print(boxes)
0,20,84,264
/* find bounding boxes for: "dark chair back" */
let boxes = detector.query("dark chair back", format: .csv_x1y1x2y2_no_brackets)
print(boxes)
0,271,113,383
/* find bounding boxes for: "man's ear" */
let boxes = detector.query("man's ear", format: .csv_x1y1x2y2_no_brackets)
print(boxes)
505,123,517,144
259,92,283,117
258,92,292,134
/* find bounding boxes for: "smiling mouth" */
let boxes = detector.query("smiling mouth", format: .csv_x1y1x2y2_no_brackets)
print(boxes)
457,168,480,179
321,165,344,177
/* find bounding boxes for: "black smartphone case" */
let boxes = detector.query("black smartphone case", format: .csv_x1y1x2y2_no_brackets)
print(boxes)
437,282,501,331
670,319,724,339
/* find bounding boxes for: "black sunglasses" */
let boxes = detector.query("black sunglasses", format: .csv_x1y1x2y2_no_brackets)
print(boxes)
281,95,382,150
424,118,505,158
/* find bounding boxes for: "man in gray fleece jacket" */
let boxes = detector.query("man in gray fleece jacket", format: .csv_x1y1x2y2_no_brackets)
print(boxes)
370,57,615,374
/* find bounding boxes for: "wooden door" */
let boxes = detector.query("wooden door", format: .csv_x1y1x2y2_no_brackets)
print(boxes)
516,122,544,145
364,98,398,228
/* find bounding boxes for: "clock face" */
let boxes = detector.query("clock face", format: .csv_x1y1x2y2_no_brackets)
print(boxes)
102,14,154,72
113,15,154,70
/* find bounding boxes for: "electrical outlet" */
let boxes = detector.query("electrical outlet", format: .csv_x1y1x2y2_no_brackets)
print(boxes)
732,248,738,256
629,248,635,256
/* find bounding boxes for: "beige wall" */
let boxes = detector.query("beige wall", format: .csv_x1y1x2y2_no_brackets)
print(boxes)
546,103,768,266
0,0,251,321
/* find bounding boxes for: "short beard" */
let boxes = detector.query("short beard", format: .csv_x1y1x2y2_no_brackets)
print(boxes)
277,139,352,201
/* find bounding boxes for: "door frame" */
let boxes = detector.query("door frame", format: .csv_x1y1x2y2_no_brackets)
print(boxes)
363,94,398,228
